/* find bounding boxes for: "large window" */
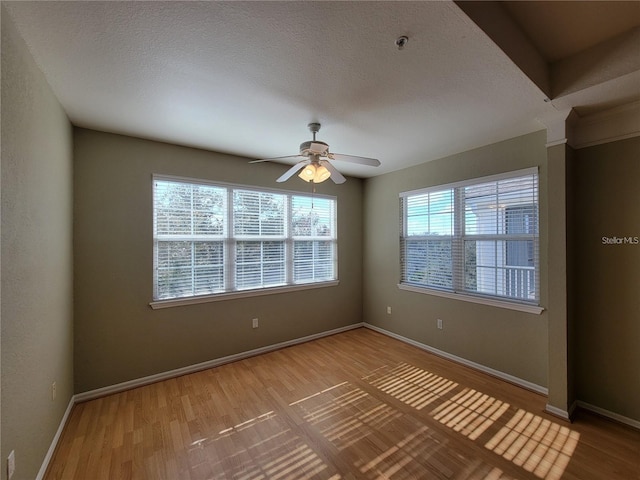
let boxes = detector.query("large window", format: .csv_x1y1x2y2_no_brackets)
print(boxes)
400,168,539,308
153,176,337,304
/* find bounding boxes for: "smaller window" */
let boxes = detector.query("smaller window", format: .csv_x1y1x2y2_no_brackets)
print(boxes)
400,168,540,307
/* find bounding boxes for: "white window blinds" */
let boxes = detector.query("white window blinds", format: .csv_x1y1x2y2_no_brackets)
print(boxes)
400,168,539,305
154,181,227,300
291,196,336,283
153,177,337,302
233,190,287,290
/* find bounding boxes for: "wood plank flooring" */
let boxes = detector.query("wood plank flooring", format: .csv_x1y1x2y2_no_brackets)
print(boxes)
45,328,639,480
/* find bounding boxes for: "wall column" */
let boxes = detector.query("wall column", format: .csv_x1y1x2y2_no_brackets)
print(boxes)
541,109,576,419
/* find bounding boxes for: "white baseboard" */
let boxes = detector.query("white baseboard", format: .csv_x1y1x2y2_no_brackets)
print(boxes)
363,323,548,395
577,400,640,430
36,395,76,480
545,403,572,421
544,399,580,422
75,323,364,403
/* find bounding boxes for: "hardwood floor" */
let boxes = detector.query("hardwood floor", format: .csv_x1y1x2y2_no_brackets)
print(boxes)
45,328,639,480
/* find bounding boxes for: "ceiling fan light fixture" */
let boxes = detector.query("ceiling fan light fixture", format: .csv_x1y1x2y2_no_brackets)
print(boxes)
298,164,317,182
298,163,331,183
313,165,331,183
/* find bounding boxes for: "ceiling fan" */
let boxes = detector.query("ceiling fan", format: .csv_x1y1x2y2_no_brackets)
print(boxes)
250,123,380,184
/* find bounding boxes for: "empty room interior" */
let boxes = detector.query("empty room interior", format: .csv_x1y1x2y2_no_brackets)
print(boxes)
1,1,639,479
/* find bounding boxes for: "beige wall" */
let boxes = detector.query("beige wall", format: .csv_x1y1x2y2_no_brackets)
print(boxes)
572,137,640,421
1,8,74,480
73,128,364,393
363,131,550,388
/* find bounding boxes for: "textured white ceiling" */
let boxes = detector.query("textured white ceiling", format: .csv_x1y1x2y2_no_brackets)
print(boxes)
4,1,639,178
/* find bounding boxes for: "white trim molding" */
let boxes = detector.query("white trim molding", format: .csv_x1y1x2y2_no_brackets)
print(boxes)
540,101,640,151
539,108,577,148
577,401,640,430
150,281,340,309
398,284,544,315
363,323,548,395
545,403,572,422
572,101,640,149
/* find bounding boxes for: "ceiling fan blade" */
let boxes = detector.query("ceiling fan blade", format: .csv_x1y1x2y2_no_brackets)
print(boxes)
328,153,381,167
276,160,310,182
249,155,306,164
320,160,346,184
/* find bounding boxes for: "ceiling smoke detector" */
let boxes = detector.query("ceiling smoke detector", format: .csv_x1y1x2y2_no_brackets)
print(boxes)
395,36,409,50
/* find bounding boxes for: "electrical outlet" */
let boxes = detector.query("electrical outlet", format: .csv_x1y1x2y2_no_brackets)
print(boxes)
52,381,56,401
437,318,443,329
386,306,392,314
252,318,259,329
7,450,15,479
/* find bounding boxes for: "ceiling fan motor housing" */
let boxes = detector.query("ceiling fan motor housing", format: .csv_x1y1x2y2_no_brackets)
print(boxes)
299,140,329,156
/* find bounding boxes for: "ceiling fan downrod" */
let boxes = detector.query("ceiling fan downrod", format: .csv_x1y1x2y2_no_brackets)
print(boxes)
308,122,321,141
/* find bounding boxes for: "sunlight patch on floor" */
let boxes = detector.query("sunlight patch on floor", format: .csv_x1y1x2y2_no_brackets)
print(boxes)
218,410,275,435
431,387,510,440
357,426,429,476
364,362,459,410
485,409,580,480
363,362,581,480
292,383,401,451
197,413,335,479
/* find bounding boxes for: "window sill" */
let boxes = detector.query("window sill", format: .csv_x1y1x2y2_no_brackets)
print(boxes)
150,280,340,309
397,284,544,315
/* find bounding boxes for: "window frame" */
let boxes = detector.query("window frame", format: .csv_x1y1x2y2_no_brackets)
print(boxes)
399,168,543,314
151,175,338,309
